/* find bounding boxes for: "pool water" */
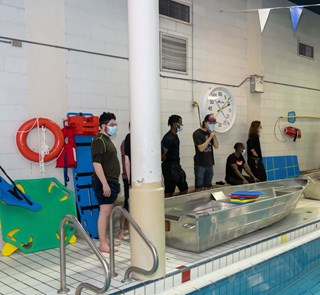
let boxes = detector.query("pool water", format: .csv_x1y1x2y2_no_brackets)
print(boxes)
188,236,320,295
277,265,320,295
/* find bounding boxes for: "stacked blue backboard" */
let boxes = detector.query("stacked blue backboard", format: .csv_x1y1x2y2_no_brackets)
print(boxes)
72,135,99,238
262,155,300,181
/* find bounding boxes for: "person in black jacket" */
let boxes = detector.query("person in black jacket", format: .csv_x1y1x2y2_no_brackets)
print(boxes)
247,121,267,181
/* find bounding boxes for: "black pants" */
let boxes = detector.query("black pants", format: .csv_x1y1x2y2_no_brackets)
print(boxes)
226,175,255,185
122,178,130,211
162,161,188,194
248,157,267,181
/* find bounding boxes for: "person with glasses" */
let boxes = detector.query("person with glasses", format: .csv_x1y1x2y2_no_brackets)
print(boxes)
161,114,188,198
91,112,120,253
192,114,219,191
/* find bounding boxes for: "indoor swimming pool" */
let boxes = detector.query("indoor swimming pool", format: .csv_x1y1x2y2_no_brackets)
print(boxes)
173,231,320,295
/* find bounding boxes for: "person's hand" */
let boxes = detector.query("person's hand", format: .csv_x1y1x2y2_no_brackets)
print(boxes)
254,177,260,182
242,179,249,184
102,183,111,197
209,132,215,139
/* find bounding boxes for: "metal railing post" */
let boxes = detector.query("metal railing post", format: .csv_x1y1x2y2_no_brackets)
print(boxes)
58,215,111,295
109,206,159,281
58,208,159,294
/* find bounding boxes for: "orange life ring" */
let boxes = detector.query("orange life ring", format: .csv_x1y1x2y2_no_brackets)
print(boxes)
16,118,64,162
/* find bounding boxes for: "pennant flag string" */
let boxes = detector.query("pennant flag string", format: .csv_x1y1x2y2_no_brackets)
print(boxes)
220,3,320,14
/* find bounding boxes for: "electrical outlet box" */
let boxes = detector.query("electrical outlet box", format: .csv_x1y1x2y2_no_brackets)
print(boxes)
250,75,264,93
11,40,22,47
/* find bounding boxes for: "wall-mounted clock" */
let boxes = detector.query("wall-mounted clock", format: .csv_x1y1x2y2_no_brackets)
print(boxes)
202,87,236,133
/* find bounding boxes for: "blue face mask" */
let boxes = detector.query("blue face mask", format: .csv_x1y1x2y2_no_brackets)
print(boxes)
107,126,117,136
177,125,184,132
208,123,215,132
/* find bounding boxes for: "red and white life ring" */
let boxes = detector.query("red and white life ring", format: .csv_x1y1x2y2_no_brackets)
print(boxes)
16,118,64,162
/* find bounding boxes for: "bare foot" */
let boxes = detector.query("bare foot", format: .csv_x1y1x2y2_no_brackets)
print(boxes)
106,239,121,247
99,243,110,253
117,230,125,240
106,238,121,247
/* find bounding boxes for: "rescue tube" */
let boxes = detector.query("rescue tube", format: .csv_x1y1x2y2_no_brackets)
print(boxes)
16,118,64,162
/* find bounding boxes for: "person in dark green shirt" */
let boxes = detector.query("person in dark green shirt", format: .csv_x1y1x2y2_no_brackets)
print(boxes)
91,112,120,253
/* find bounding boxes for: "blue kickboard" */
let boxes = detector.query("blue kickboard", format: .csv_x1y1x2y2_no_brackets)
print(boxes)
231,191,264,196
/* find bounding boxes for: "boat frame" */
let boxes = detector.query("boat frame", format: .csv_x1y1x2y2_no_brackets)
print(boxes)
165,178,308,252
301,171,320,199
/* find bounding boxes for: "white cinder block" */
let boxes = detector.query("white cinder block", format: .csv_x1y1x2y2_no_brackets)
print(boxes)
0,72,28,89
4,56,27,73
0,4,25,24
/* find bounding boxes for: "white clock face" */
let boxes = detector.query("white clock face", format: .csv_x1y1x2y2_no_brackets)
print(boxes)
202,87,236,133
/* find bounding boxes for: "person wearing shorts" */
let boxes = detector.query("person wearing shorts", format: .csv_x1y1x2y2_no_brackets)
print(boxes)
91,112,120,253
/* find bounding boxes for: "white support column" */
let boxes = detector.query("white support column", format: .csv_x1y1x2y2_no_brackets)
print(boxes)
128,0,165,279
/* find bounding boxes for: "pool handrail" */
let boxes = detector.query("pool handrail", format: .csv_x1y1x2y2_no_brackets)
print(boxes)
57,214,111,295
109,206,159,281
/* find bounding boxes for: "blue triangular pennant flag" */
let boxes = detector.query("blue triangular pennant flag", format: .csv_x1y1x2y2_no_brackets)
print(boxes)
289,6,303,31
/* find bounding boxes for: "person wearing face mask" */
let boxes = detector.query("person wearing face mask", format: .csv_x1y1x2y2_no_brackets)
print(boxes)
161,114,188,198
192,114,219,191
225,142,259,185
247,121,267,182
91,112,120,253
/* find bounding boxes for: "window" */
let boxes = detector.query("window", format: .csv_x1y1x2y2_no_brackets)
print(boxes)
159,0,191,23
160,33,187,74
298,42,314,59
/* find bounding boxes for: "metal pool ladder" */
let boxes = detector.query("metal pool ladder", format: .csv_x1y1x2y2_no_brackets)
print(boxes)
58,209,159,294
58,215,110,295
109,206,159,280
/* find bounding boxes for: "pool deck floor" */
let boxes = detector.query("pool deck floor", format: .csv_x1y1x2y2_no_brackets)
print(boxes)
1,196,320,295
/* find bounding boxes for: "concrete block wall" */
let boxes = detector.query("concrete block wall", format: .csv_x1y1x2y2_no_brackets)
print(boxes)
159,0,320,184
0,0,319,189
65,0,130,154
0,0,30,179
260,2,320,171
